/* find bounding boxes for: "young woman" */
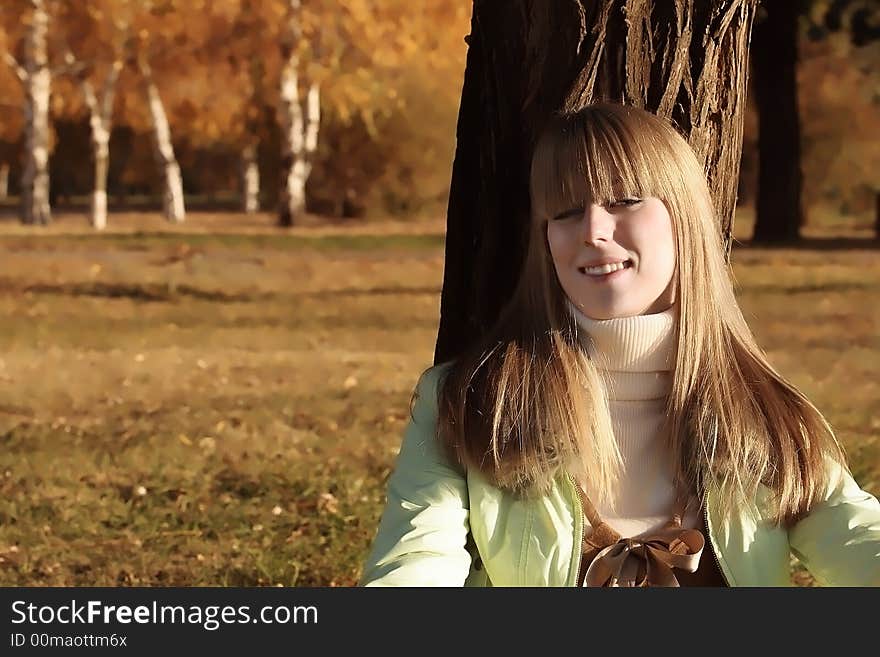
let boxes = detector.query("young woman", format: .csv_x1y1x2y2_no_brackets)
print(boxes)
358,103,880,587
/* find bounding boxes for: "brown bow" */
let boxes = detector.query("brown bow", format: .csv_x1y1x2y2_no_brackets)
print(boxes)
575,479,705,587
582,521,705,587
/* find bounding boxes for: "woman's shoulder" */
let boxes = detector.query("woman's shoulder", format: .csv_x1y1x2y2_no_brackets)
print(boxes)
394,360,468,478
410,360,456,411
417,360,455,384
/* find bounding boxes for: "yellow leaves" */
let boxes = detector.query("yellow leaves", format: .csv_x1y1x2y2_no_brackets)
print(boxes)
1,0,471,216
0,544,22,569
316,491,338,515
262,0,289,21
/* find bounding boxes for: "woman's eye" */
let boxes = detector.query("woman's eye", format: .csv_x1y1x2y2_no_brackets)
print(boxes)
607,198,642,209
550,207,584,221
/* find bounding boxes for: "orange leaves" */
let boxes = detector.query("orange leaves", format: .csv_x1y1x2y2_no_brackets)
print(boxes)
0,0,473,216
2,0,472,140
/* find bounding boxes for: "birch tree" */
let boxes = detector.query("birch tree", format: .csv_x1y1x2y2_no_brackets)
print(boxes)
240,55,263,214
277,0,319,227
212,0,459,224
2,0,53,225
81,62,122,229
138,54,185,223
435,0,759,364
121,0,208,224
230,0,270,214
56,0,133,229
81,61,122,229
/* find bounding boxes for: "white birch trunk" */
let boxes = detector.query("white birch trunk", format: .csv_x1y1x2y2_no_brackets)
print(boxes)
140,58,185,223
278,0,320,226
0,164,8,199
20,0,52,225
278,45,303,226
82,62,121,230
241,142,260,213
91,138,109,230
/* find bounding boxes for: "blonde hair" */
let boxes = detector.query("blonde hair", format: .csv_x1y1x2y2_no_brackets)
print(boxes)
436,102,845,526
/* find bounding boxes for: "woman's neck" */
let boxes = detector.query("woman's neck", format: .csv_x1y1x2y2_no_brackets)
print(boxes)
566,300,696,535
567,300,677,400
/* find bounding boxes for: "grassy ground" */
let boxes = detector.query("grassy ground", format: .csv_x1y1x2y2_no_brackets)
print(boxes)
0,210,876,587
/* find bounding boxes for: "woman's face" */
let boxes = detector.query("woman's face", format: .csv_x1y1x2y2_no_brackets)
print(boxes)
546,196,676,319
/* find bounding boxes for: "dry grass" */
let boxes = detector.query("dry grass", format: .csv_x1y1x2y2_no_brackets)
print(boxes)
0,210,876,587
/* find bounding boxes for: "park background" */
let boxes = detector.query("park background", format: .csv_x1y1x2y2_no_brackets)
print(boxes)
0,0,877,586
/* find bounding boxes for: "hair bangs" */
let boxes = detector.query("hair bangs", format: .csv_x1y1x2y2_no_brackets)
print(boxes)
530,108,673,224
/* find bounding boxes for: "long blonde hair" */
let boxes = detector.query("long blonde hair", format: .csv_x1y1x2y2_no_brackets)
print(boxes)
435,102,845,526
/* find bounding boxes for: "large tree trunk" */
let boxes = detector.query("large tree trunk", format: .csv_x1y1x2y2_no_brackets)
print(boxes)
435,0,758,365
20,0,52,225
751,3,802,243
278,0,320,227
82,62,121,230
139,58,185,223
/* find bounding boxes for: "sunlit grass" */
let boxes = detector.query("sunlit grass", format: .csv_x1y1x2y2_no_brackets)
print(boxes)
0,211,876,586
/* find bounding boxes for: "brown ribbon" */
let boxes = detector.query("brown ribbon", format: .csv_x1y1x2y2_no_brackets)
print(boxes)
576,482,705,587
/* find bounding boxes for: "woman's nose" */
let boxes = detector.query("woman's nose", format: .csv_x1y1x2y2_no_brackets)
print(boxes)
582,204,614,245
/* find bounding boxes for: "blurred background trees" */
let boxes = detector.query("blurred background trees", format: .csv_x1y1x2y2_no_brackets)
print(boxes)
0,0,470,227
750,0,880,243
0,0,876,235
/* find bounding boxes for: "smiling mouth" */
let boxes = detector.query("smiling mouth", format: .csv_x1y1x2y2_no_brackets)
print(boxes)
578,260,633,276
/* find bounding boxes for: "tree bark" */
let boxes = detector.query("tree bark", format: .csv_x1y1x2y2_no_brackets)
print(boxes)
751,2,802,243
19,0,52,225
278,0,320,227
139,58,185,223
435,0,758,365
81,62,121,230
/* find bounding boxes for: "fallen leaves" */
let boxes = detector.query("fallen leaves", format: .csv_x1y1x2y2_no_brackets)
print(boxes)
317,492,339,515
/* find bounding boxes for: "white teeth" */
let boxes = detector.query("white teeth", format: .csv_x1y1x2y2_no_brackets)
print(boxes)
581,261,629,276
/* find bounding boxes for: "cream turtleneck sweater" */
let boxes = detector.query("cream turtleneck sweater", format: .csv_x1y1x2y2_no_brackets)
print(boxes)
568,301,700,537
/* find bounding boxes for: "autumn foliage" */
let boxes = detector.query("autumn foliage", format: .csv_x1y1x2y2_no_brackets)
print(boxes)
0,0,470,223
0,1,876,226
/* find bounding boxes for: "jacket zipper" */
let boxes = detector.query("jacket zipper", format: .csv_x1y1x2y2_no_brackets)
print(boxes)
703,501,731,587
568,473,586,587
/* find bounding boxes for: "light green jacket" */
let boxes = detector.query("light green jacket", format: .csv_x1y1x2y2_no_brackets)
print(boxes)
359,364,880,586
